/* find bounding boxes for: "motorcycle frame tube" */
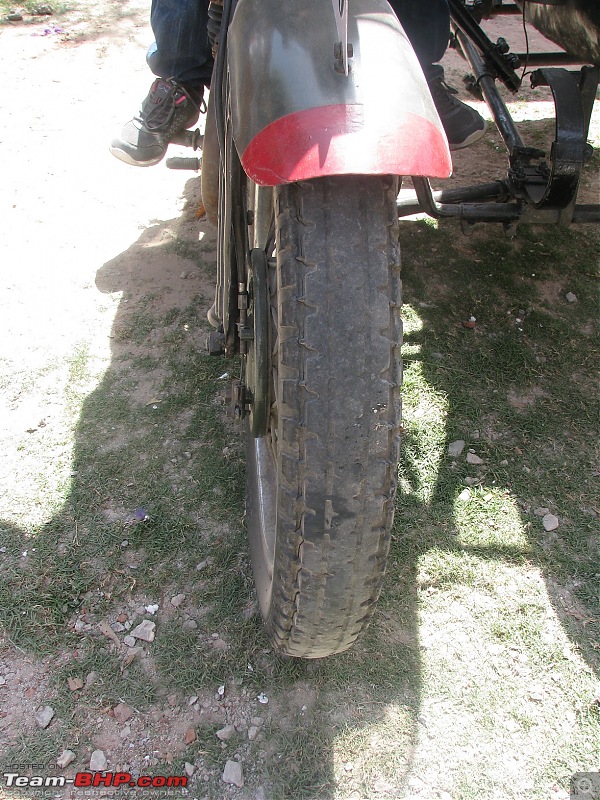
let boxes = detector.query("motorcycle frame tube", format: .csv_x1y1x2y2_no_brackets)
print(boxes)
227,0,452,186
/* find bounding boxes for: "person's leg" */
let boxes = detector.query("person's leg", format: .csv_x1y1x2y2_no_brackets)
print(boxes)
110,0,212,167
389,0,487,150
148,0,213,96
388,0,450,70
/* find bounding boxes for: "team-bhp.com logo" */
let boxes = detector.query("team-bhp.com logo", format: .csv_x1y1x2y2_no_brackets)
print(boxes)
3,772,188,789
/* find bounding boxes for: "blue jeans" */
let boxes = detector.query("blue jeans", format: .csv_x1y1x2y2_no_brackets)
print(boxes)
148,0,213,89
147,0,449,88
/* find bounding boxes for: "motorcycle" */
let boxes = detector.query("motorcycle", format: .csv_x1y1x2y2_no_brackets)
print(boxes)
167,0,599,658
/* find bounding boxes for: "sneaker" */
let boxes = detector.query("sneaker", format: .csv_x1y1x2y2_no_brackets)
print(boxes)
427,68,487,151
110,78,201,167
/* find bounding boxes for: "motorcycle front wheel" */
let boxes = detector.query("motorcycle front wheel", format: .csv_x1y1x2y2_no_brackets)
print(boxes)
246,175,403,658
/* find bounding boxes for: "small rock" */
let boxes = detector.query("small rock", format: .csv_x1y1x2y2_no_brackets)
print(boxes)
90,750,107,771
182,619,197,631
144,604,159,615
247,725,260,741
35,4,53,13
464,477,479,486
113,703,134,724
184,762,195,777
56,750,76,769
565,292,578,303
458,489,470,501
111,622,125,633
466,452,484,465
188,695,198,705
0,677,6,686
534,507,550,516
123,635,136,647
222,760,244,788
35,706,55,729
216,724,236,741
250,717,263,727
130,620,156,642
447,440,465,457
543,513,559,532
180,271,188,279
184,727,197,745
67,677,84,691
7,12,23,20
98,620,121,647
171,594,186,608
85,671,99,687
120,726,131,738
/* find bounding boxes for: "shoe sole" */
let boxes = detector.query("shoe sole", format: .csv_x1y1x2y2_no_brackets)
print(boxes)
448,120,488,151
109,144,164,168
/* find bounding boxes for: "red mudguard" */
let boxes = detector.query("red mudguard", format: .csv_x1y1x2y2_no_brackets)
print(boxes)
227,0,452,186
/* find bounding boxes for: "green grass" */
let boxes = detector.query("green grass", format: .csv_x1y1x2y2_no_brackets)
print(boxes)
1,207,598,799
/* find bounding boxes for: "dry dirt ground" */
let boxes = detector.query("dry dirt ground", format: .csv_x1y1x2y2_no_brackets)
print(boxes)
0,3,598,800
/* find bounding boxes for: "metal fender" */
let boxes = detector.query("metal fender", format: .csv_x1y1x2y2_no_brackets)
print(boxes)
227,0,452,186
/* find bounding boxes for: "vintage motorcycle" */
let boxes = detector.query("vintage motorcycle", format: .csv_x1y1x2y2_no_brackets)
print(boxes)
168,0,599,658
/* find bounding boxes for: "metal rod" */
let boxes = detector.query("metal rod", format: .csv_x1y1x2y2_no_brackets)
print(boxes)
397,181,508,218
448,0,521,90
571,205,600,223
513,52,588,67
455,29,525,156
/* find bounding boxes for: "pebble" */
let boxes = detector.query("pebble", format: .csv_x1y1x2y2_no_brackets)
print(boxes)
90,750,107,771
534,507,550,516
113,703,134,724
0,677,6,686
464,477,479,486
171,594,186,608
216,724,236,741
56,750,76,769
182,619,197,631
458,489,470,501
123,635,136,647
447,440,465,457
130,620,156,642
466,452,484,465
35,706,55,729
85,671,99,687
543,513,559,532
184,727,197,745
566,292,578,303
7,12,23,20
184,762,195,777
247,725,260,741
144,604,159,615
222,760,244,788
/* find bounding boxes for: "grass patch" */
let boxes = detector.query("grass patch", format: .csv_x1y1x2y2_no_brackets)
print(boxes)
1,198,598,799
